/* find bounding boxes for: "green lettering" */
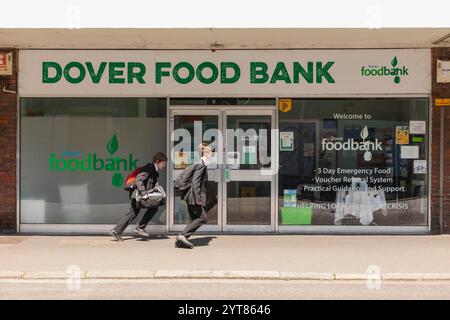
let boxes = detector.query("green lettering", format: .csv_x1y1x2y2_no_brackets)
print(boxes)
48,153,57,170
129,154,138,170
68,159,79,171
81,154,92,171
196,62,218,84
316,61,335,83
402,66,409,76
93,154,104,171
270,62,291,84
63,62,86,84
250,62,269,83
56,159,66,171
43,62,62,84
105,158,115,171
86,62,107,84
155,62,171,84
109,62,125,84
117,157,128,171
293,62,313,83
221,62,240,84
127,62,146,84
173,62,195,84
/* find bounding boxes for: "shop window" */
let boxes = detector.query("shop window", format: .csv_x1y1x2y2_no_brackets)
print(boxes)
278,99,429,227
20,98,167,224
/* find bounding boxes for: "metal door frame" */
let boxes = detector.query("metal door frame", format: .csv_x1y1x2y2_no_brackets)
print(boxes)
168,106,276,233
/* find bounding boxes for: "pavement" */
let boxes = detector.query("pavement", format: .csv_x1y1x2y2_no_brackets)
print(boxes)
1,234,450,281
3,279,450,300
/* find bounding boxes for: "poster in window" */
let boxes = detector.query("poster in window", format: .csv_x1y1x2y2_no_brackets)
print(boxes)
280,132,294,151
283,189,297,208
396,126,409,145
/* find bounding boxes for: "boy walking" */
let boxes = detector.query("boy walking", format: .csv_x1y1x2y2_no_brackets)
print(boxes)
110,152,167,241
175,143,211,249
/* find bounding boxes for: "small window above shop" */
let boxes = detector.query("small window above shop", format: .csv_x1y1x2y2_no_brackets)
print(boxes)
21,98,166,118
170,97,276,106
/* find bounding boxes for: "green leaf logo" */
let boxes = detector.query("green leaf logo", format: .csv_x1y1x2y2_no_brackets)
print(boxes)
394,76,401,84
107,134,119,154
391,56,398,67
112,173,124,187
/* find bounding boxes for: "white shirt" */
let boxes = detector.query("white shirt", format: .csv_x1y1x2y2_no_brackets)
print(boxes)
154,163,159,172
201,156,208,166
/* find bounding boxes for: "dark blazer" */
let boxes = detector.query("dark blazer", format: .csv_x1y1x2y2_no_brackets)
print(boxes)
135,162,159,193
183,159,208,206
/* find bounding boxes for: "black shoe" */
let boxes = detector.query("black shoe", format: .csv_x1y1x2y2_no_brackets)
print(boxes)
175,235,193,249
175,240,193,249
175,240,184,248
110,229,123,242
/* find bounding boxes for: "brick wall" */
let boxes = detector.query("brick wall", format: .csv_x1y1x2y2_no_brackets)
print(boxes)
431,47,450,234
0,49,17,233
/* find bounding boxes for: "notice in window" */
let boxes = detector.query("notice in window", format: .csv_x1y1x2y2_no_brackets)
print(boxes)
283,189,297,208
401,146,419,159
396,126,409,145
413,160,427,174
280,132,294,151
409,121,426,135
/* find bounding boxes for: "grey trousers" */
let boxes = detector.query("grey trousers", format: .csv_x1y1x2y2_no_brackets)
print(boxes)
181,204,208,238
113,201,158,235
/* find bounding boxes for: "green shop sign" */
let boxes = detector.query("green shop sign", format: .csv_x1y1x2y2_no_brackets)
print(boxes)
42,60,336,85
360,56,409,84
48,135,139,188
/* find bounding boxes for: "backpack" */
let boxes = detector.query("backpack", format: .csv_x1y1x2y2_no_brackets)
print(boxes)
123,166,143,191
174,163,197,197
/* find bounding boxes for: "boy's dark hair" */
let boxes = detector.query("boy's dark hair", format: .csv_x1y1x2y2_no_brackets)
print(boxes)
153,152,168,163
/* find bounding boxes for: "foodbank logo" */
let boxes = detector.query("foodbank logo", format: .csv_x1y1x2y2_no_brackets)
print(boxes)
360,56,408,84
321,126,382,162
48,135,138,188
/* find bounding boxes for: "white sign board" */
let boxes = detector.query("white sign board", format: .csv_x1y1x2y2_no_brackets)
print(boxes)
437,59,450,83
409,121,426,134
19,49,431,96
401,146,419,159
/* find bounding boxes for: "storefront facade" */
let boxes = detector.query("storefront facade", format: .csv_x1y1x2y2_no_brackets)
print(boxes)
2,47,440,234
14,49,433,234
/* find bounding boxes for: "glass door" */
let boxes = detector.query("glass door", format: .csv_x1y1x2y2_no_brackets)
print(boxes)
223,109,276,232
169,109,222,232
169,107,276,233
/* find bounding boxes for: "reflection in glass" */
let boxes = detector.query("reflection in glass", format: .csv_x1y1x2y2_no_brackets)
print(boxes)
174,181,218,225
227,181,271,225
226,115,271,170
172,115,219,226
